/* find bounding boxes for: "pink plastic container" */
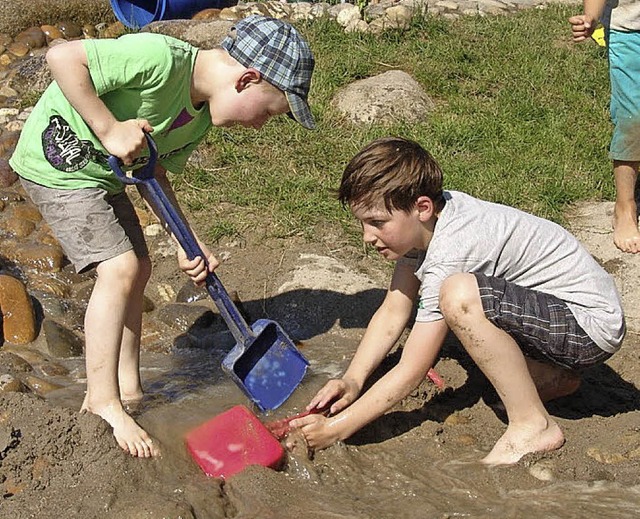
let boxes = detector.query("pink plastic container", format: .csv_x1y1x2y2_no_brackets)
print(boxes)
185,405,285,479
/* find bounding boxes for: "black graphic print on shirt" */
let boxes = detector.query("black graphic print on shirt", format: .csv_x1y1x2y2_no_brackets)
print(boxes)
42,115,107,172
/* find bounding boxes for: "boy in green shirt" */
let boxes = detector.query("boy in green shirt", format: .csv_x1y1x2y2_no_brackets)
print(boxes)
10,15,315,458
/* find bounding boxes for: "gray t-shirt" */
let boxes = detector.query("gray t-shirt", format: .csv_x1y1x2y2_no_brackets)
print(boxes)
603,0,640,31
411,191,625,353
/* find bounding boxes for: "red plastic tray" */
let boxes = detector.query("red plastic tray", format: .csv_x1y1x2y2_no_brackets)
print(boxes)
185,405,285,479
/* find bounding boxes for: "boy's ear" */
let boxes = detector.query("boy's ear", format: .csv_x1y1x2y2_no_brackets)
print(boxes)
415,195,435,222
235,68,262,92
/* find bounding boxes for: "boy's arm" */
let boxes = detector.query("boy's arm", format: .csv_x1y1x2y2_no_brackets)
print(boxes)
137,165,219,283
569,0,607,42
290,318,449,449
45,40,151,164
307,261,421,414
290,262,450,449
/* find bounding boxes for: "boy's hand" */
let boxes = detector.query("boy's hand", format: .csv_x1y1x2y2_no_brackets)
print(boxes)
286,414,342,451
177,245,220,286
306,377,360,415
568,14,596,42
102,119,153,166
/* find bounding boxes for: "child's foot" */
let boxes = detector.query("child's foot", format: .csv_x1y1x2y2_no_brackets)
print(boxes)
481,418,564,465
81,399,160,458
613,203,640,253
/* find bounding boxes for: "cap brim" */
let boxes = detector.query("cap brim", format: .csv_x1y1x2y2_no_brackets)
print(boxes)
285,91,315,130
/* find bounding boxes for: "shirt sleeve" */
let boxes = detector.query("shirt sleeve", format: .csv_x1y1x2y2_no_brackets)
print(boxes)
83,35,169,95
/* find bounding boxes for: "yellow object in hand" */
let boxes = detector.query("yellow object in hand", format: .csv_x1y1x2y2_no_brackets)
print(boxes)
592,26,606,47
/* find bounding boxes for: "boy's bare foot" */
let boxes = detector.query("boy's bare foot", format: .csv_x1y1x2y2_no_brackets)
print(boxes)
481,418,564,465
525,359,581,403
81,399,160,458
613,204,640,253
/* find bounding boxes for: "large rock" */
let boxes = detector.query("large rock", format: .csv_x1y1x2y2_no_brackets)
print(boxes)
144,19,234,48
0,274,36,344
42,318,84,358
7,54,52,100
332,70,435,125
2,239,65,272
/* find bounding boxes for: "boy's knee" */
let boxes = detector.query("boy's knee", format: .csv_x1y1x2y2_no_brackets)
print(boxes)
97,252,150,288
439,273,482,321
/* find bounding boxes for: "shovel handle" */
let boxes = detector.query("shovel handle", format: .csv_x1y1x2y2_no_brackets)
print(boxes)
108,133,253,343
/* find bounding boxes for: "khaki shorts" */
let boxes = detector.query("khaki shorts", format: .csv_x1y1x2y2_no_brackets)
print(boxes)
20,177,149,273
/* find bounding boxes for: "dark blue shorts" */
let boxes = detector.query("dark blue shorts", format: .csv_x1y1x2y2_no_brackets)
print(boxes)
474,273,612,370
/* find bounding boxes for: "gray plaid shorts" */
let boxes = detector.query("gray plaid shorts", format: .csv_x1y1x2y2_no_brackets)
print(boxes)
20,177,149,273
474,273,612,370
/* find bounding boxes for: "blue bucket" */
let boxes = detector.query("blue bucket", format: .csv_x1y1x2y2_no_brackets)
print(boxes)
110,0,224,29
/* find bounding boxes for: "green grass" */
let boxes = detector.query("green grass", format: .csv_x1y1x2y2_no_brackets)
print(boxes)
172,5,612,245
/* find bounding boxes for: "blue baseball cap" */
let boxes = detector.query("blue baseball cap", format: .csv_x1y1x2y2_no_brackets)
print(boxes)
221,15,316,130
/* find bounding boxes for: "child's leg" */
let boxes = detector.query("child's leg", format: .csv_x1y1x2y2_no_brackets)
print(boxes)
117,255,152,404
19,181,156,457
608,30,640,252
83,250,158,458
612,160,640,253
440,273,564,465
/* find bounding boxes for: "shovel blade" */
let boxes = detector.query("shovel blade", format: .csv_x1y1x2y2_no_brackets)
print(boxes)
222,320,309,411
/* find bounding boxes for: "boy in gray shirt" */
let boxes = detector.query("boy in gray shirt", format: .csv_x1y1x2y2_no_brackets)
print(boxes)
290,137,625,465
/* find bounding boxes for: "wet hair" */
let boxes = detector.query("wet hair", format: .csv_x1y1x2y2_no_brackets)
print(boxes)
338,137,444,213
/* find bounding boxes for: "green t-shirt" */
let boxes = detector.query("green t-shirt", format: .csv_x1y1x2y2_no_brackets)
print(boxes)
10,33,212,194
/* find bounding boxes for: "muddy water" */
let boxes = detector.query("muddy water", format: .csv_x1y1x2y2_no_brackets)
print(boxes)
40,334,640,519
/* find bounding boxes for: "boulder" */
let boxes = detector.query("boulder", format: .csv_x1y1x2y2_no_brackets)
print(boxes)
0,274,36,344
332,70,435,125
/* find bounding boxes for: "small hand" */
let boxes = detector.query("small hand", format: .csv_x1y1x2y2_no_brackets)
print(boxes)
306,377,360,415
177,246,219,286
102,119,153,166
287,413,343,451
568,14,596,42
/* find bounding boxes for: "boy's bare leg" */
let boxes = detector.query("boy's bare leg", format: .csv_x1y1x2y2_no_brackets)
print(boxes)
81,252,159,458
117,255,151,406
440,274,564,465
612,160,640,253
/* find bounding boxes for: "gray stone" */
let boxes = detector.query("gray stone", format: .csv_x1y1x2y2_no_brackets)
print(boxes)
336,5,362,27
386,5,415,28
332,70,435,125
0,351,34,373
309,3,331,20
7,54,51,98
155,302,217,332
42,318,84,358
144,19,233,49
0,373,26,394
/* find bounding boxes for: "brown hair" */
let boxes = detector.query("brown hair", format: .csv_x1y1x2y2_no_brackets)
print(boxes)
338,137,444,213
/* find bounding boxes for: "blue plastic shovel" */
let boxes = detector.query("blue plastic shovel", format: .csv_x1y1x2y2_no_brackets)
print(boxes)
108,134,309,410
